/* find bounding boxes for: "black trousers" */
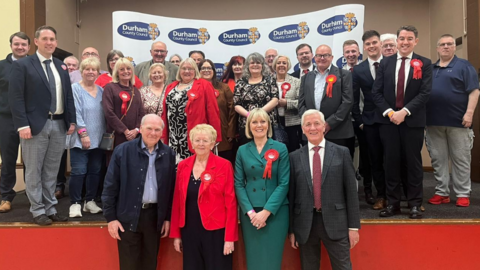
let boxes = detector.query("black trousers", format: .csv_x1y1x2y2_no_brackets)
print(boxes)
299,211,352,270
362,124,386,198
354,125,372,194
56,150,68,189
117,207,160,270
379,123,424,207
0,114,20,202
279,116,303,153
327,137,355,160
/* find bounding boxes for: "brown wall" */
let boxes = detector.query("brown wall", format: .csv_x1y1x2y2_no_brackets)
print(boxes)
46,0,78,56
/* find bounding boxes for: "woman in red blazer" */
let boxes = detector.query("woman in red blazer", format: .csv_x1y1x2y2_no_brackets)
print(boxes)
170,124,238,270
161,58,222,164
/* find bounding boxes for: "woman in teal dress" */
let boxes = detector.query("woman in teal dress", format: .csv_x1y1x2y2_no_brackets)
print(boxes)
234,108,290,270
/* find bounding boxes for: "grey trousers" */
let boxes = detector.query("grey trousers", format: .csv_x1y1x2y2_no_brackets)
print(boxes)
21,119,66,218
425,126,474,197
299,211,352,270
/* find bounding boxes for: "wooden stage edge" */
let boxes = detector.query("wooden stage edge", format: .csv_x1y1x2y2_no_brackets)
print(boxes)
1,219,480,228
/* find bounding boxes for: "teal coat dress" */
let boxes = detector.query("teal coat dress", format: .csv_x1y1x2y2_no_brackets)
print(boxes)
234,138,289,270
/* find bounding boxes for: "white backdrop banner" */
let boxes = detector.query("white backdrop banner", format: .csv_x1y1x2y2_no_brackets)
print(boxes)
112,4,364,77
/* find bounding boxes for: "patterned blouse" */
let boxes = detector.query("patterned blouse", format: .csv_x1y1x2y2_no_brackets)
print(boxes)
233,75,279,129
166,85,192,164
139,86,166,116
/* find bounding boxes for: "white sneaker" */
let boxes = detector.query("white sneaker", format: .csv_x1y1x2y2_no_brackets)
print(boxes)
83,200,102,214
69,203,82,218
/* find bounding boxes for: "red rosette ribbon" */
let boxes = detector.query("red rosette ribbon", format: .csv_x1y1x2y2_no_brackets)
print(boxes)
188,92,197,101
214,90,219,98
281,82,291,97
325,75,337,98
200,170,215,186
410,59,423,79
263,149,279,179
119,91,131,115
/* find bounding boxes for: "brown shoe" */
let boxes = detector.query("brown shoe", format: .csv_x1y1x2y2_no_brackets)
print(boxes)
55,189,65,199
373,198,387,210
0,200,12,213
420,205,425,212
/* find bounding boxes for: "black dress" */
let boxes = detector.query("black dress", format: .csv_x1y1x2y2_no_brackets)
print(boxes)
181,172,232,270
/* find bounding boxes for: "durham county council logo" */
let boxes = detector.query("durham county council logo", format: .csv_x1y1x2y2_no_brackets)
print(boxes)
317,13,358,36
218,28,261,46
125,56,136,67
269,22,309,43
118,22,160,41
168,28,210,45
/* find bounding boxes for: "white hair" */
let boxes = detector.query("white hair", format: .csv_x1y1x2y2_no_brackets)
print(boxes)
380,33,397,44
301,110,325,126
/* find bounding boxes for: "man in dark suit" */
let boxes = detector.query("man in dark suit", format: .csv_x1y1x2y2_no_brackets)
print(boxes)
0,32,30,213
352,30,387,210
102,114,176,270
290,43,315,79
298,45,355,157
372,25,432,219
9,26,76,225
289,109,360,270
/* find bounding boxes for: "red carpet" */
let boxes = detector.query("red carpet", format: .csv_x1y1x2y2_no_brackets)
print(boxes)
0,220,479,270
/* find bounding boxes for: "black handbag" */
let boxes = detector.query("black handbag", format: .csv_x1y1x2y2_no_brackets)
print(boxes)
272,108,289,145
99,88,135,151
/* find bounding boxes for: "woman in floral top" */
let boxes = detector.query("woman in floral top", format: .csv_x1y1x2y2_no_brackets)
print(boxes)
139,63,167,117
233,52,278,145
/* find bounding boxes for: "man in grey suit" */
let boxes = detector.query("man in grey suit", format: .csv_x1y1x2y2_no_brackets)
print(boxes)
289,109,360,270
135,41,178,86
298,45,355,157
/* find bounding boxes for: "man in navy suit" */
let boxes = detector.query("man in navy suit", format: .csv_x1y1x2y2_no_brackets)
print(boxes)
352,30,386,210
9,25,76,225
372,25,432,219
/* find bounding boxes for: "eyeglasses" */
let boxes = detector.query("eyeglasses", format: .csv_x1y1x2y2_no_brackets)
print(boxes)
83,52,99,57
153,50,168,54
200,67,213,71
314,54,332,59
382,44,396,48
109,57,120,63
438,42,455,47
171,60,180,63
265,55,276,59
181,68,195,72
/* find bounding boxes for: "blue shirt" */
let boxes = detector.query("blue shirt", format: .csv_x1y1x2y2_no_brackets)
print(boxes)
141,140,158,203
314,65,331,110
427,56,479,128
71,83,106,148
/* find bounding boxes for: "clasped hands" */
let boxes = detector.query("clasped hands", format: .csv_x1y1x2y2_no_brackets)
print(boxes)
388,109,408,125
248,209,270,230
124,129,138,141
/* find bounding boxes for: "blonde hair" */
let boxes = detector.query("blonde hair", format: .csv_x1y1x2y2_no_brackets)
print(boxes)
272,55,292,71
176,58,201,81
79,57,100,73
245,108,273,139
149,63,169,80
189,124,217,143
112,58,136,86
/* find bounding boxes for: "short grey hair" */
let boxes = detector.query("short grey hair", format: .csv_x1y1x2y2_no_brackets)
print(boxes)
437,34,456,46
243,52,270,79
169,54,182,62
64,55,79,65
380,33,397,44
141,113,164,129
301,110,325,126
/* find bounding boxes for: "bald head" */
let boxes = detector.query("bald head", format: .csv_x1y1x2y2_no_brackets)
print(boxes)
81,47,100,60
140,114,164,149
314,45,333,72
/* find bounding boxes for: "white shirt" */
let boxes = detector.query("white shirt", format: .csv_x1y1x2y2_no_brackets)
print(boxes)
299,63,314,79
367,56,383,79
36,51,64,114
308,140,325,180
276,81,285,116
382,52,412,117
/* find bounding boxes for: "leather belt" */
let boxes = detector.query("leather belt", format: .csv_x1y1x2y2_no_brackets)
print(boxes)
142,203,157,209
48,114,64,120
314,208,322,213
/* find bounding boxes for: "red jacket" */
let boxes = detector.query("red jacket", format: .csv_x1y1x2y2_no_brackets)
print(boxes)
170,153,238,242
161,78,222,153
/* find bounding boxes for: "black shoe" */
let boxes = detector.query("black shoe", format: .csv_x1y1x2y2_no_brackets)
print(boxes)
55,187,65,199
33,214,52,226
365,193,376,205
379,205,401,217
409,206,423,219
48,213,68,222
355,170,363,181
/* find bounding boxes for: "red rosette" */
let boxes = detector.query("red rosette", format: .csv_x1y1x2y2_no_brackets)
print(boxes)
214,90,219,98
263,149,279,179
188,92,198,101
61,65,67,71
325,75,337,98
281,82,291,97
200,170,215,186
119,91,131,115
410,59,423,79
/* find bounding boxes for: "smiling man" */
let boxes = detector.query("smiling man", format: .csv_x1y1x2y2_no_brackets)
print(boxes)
291,43,315,79
135,41,178,86
342,40,362,71
265,48,278,74
372,25,432,219
426,34,479,207
0,32,30,213
380,33,398,57
8,26,76,224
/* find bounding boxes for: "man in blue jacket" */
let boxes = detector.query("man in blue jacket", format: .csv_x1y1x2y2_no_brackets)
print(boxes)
102,114,176,270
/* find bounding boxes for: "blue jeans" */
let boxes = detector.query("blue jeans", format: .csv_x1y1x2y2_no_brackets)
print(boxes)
69,148,103,203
